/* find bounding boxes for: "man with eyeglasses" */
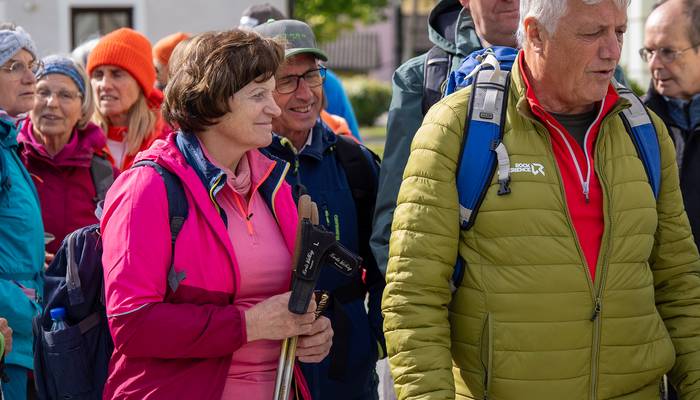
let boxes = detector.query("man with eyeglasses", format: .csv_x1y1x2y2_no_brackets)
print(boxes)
0,24,45,400
255,19,386,400
642,0,700,260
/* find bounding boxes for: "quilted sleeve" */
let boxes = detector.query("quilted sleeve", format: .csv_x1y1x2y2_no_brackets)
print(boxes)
381,89,469,400
648,112,700,399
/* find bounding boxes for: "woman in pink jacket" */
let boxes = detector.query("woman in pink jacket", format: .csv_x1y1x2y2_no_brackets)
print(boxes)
100,30,333,399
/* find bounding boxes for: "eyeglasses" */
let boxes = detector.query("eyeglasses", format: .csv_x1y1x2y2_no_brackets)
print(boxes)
35,88,83,103
0,59,44,79
275,67,327,94
639,45,699,63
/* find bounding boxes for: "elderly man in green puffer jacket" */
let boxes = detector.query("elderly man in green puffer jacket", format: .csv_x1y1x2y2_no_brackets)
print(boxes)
382,0,700,399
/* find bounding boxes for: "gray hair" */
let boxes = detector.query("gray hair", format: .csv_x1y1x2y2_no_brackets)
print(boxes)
516,0,631,46
70,37,99,68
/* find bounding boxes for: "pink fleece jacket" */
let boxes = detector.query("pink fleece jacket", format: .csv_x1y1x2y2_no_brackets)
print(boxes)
100,134,298,399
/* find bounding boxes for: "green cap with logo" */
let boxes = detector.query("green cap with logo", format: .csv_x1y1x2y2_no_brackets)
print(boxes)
254,19,328,61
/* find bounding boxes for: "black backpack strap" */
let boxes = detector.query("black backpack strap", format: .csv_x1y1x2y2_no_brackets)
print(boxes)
334,135,379,262
132,160,188,293
332,136,382,378
89,153,115,206
422,45,453,115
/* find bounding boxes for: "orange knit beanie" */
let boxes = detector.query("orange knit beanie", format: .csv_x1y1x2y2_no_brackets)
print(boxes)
87,28,156,98
153,32,190,66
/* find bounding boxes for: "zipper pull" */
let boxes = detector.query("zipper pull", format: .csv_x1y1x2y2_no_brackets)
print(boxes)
583,182,590,204
590,297,601,321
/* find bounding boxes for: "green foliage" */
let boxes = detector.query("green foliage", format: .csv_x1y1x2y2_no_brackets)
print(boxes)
627,79,646,97
293,0,389,43
343,77,392,126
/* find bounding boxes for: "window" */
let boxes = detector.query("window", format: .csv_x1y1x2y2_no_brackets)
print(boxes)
71,7,133,48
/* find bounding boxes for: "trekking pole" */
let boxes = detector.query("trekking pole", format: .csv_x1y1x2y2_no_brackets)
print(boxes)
275,291,329,400
273,194,362,400
273,194,315,400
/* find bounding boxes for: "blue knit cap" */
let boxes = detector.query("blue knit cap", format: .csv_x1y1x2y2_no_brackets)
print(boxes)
36,55,86,96
0,26,37,67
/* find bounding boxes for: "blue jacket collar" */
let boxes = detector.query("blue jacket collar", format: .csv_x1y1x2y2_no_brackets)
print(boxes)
270,120,338,160
175,131,227,200
666,93,700,131
174,131,291,224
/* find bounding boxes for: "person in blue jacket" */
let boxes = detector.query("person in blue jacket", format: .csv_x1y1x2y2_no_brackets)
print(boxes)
255,19,385,400
0,24,45,400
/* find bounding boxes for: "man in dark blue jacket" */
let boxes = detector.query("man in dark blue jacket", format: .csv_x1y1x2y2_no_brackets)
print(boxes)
643,0,700,255
256,19,385,400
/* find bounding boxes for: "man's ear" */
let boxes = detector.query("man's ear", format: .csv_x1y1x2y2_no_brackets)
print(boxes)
524,16,546,53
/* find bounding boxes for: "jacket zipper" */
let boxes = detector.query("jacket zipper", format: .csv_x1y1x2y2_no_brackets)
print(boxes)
524,99,628,400
587,111,619,400
481,313,493,400
544,101,604,203
535,121,594,283
538,123,600,399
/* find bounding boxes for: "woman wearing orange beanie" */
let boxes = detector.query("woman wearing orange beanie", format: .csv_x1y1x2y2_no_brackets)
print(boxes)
87,27,169,170
152,31,190,90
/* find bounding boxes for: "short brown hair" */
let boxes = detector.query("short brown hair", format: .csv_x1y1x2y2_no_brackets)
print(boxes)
163,29,284,133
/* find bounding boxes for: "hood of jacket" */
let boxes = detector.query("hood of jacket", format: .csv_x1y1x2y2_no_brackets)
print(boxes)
428,0,480,57
17,119,106,168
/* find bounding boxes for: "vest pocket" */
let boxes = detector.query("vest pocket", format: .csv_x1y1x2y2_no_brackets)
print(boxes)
480,313,494,399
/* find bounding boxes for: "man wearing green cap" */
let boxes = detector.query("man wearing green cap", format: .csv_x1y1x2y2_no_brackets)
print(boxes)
256,19,386,400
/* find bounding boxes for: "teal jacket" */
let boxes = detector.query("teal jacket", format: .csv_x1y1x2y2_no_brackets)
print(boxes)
371,0,483,273
0,116,44,370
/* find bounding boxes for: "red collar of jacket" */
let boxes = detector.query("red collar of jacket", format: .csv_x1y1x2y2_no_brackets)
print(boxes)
103,117,172,171
516,52,620,281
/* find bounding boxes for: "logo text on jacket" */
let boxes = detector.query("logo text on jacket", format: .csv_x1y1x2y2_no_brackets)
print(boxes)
510,162,545,176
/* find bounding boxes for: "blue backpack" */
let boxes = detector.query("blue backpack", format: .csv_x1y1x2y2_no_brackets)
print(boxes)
32,161,187,400
444,47,661,289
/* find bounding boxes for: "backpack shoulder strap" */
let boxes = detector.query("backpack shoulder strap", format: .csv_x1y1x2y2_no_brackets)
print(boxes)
616,84,661,199
422,45,453,115
330,135,381,379
131,160,188,292
90,153,115,205
333,134,379,272
452,67,511,292
456,67,512,231
334,135,380,203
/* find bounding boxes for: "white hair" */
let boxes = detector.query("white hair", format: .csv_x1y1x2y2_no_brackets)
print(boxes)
516,0,631,46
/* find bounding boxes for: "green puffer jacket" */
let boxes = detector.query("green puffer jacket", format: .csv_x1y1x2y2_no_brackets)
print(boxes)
382,60,700,400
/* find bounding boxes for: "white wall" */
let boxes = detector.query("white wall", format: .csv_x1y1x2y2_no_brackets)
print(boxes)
3,0,62,56
145,0,286,44
620,0,654,88
1,0,286,57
